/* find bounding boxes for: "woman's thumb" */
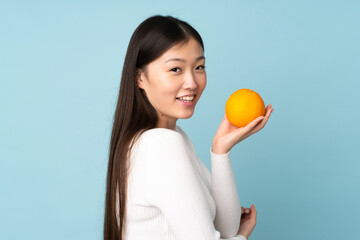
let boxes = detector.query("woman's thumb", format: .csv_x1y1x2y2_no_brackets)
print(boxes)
250,204,257,220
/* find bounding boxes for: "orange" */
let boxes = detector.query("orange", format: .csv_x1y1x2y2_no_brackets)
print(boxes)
225,88,265,127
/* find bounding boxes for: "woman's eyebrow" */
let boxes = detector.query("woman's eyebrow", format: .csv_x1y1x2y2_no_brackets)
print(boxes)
164,56,205,63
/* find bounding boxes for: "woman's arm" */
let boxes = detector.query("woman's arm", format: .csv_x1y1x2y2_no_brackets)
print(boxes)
209,104,273,239
144,130,246,240
210,148,241,238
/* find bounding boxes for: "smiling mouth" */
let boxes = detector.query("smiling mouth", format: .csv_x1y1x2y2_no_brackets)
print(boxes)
176,95,196,102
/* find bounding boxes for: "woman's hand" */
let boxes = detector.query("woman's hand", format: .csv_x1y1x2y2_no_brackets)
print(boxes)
211,104,274,154
237,204,257,239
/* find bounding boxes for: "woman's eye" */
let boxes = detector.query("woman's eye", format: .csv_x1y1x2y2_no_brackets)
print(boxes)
170,67,181,72
196,65,206,70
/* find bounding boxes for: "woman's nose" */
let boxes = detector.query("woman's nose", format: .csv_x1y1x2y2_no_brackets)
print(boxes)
183,72,198,89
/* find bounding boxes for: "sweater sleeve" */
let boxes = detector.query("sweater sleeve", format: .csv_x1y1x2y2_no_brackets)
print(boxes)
209,147,242,238
144,131,247,240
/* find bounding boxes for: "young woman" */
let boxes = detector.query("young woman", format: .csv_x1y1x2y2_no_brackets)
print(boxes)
104,15,273,240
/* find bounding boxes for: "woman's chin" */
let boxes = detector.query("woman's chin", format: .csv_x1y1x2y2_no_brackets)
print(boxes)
178,111,195,119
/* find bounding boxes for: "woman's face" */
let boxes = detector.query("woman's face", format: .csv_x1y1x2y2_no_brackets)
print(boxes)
137,37,207,130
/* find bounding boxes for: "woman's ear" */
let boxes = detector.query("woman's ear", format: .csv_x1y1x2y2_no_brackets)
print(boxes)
136,69,146,90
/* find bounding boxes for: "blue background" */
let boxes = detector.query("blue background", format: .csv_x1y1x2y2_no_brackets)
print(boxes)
1,0,359,239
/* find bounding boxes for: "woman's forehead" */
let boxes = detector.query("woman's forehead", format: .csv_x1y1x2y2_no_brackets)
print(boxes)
158,39,204,63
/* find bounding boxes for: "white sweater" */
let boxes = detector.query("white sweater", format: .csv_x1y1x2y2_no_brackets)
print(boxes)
116,125,247,240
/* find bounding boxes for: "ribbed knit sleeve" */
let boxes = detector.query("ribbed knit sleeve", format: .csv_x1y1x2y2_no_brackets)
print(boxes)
210,147,242,238
144,130,247,240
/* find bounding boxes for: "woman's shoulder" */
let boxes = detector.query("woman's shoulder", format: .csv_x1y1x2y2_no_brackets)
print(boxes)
135,125,186,149
142,125,182,140
127,126,187,162
129,127,181,165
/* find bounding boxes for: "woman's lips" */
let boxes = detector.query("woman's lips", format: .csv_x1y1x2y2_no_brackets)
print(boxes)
176,97,195,106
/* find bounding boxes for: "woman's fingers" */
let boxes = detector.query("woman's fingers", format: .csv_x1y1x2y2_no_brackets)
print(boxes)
241,206,253,214
250,204,257,222
246,116,265,131
244,104,273,136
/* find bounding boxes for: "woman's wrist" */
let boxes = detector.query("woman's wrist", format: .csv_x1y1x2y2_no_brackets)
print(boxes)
211,145,229,155
211,140,230,155
236,234,248,240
